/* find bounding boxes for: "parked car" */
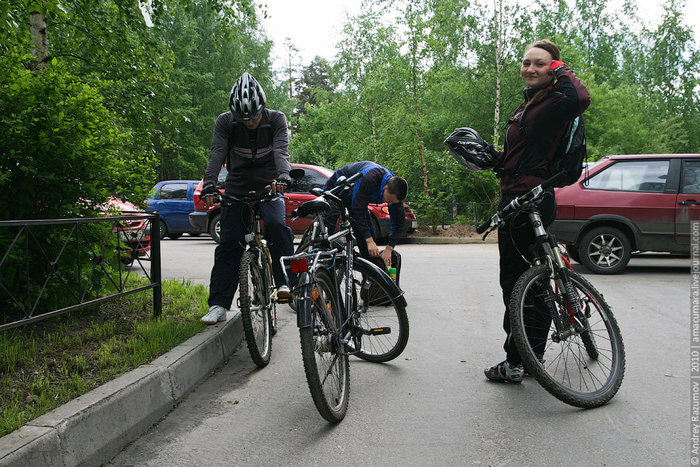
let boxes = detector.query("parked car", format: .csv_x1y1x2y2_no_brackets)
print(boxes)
145,180,203,240
189,163,418,243
103,197,151,264
551,154,700,274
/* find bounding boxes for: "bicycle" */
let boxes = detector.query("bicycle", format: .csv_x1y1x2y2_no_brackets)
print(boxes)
220,189,285,368
281,172,409,422
477,171,625,408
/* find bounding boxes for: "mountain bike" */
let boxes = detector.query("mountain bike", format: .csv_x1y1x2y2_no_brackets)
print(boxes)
477,171,625,408
281,172,409,422
221,189,284,368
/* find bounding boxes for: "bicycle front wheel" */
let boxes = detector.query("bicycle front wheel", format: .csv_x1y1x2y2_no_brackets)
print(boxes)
239,249,272,368
345,259,409,363
300,269,349,423
509,264,625,408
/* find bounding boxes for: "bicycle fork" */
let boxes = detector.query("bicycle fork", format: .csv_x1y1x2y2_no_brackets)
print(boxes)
530,211,585,343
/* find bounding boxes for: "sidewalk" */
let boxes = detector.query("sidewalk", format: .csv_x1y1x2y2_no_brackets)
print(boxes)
0,237,494,466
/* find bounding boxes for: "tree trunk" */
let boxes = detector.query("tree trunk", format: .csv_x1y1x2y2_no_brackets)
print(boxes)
492,0,503,144
30,11,49,73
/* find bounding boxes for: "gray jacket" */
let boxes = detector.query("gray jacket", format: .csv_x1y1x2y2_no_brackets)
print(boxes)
203,108,291,194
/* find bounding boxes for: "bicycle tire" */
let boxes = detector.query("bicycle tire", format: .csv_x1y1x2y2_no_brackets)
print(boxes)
239,250,272,368
509,264,625,408
300,269,349,423
347,260,409,363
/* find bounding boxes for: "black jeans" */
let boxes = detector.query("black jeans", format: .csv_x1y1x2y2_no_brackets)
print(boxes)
497,191,557,365
208,197,294,309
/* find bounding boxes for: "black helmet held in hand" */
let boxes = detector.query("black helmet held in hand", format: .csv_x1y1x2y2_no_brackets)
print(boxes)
444,127,498,172
229,72,267,121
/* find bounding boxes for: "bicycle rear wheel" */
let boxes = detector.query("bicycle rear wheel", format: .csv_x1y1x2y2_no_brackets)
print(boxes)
300,269,349,423
509,264,625,408
239,249,272,368
345,260,409,363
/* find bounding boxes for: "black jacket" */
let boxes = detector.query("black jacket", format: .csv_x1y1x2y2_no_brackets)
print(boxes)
496,66,590,193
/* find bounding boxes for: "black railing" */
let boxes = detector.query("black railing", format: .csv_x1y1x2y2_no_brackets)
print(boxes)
0,213,161,331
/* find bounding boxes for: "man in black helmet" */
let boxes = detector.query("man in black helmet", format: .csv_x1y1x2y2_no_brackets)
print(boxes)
199,72,294,324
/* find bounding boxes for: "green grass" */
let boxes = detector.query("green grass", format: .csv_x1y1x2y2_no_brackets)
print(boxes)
0,278,209,437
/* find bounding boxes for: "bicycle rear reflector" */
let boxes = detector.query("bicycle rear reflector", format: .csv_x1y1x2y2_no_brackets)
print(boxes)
290,258,309,273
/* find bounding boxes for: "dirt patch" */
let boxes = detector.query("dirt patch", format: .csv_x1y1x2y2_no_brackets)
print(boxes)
409,224,482,238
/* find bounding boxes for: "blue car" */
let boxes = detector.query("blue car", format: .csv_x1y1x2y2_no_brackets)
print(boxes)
145,180,204,239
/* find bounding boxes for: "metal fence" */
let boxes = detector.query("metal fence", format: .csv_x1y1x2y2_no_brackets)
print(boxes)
0,214,161,331
412,202,493,229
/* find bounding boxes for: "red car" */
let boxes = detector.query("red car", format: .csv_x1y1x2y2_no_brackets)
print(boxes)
104,198,151,264
188,163,417,243
551,154,700,274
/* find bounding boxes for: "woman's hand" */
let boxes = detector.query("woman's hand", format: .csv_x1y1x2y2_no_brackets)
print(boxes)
549,60,566,75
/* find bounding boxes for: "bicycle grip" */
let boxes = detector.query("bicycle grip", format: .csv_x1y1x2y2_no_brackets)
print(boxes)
476,219,491,234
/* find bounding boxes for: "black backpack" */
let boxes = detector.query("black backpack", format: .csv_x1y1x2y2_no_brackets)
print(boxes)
498,114,587,188
549,116,587,187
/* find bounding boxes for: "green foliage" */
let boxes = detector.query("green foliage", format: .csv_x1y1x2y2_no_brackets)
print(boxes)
288,0,699,226
0,50,149,220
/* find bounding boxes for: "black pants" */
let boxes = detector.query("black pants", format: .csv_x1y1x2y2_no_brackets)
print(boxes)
498,191,557,365
208,198,294,309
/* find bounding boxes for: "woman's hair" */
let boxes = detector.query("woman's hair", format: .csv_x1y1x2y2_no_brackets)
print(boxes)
522,39,561,111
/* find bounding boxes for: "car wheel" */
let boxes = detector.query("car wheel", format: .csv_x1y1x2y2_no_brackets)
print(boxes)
578,227,631,274
565,244,581,263
167,233,182,240
209,213,222,244
158,222,168,240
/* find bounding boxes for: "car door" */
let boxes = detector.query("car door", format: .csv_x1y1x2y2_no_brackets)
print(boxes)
675,158,700,245
286,167,329,233
158,182,191,231
581,158,676,250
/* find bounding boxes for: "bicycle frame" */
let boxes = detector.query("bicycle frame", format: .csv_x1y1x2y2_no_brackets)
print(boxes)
477,172,586,342
222,192,278,311
280,179,405,345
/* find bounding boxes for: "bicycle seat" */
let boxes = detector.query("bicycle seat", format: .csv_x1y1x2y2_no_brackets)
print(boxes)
293,198,331,218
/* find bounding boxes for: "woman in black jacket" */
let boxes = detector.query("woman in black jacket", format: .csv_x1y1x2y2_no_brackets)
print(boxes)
485,39,591,382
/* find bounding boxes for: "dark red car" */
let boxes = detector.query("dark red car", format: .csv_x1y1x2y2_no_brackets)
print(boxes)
188,163,417,243
551,154,700,273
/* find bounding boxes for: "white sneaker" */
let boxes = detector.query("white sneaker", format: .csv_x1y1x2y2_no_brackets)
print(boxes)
277,285,292,302
201,305,227,324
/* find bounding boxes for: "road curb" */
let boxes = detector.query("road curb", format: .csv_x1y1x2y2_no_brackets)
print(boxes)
400,236,496,244
0,312,243,467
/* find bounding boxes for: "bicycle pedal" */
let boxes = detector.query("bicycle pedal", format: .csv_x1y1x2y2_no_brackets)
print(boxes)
367,327,391,336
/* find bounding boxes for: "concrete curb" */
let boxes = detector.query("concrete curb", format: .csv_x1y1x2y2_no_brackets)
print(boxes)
0,311,243,467
400,236,497,244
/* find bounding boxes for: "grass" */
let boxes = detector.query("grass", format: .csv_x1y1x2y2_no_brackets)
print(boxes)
0,278,209,437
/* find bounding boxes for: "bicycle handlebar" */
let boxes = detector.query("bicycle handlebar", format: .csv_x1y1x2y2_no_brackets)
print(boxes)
220,188,282,206
475,170,565,238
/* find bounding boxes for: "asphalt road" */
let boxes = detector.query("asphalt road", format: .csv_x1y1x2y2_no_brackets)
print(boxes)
111,236,690,466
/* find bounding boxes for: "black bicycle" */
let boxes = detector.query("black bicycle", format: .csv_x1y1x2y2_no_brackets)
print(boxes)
281,172,409,422
477,171,625,408
221,189,283,368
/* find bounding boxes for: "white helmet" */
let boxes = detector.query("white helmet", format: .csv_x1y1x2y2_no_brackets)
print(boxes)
229,72,266,121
